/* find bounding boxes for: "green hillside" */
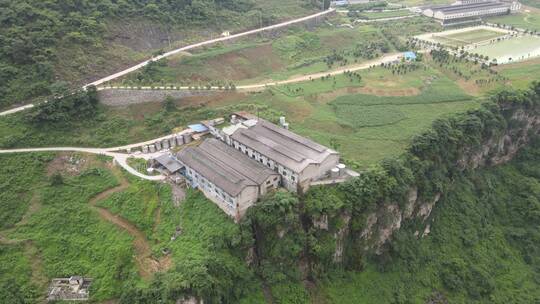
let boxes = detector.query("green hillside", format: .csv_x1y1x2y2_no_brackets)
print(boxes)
0,0,319,109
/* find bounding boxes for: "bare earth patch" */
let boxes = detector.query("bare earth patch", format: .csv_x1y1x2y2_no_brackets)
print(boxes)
47,153,89,176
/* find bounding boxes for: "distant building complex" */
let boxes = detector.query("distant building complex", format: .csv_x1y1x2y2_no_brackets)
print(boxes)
155,113,356,221
422,0,520,25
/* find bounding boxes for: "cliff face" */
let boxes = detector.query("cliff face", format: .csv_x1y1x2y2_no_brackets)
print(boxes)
346,108,537,260
343,100,540,258
245,86,540,290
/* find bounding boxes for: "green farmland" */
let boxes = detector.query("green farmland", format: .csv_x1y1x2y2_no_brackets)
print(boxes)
358,10,413,20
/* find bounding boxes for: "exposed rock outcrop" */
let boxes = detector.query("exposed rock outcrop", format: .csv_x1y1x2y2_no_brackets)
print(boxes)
355,102,540,254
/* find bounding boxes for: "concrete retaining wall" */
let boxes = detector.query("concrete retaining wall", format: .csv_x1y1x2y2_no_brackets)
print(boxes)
98,89,213,106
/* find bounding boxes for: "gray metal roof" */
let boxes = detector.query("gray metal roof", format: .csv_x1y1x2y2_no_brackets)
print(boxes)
430,1,510,15
231,119,338,173
155,154,183,173
177,138,278,196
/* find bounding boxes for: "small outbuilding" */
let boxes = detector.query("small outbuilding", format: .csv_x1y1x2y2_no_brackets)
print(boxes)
153,154,183,175
403,51,417,61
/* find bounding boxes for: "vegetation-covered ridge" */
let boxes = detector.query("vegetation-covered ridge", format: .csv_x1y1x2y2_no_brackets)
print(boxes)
0,0,320,109
117,84,540,303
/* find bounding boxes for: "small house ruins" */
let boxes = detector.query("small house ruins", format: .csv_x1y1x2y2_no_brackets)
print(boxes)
47,276,92,301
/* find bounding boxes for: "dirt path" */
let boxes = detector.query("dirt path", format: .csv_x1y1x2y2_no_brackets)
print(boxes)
89,169,171,279
97,52,404,94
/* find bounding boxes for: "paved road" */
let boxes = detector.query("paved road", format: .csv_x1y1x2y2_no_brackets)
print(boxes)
0,147,165,181
0,9,335,117
98,52,404,93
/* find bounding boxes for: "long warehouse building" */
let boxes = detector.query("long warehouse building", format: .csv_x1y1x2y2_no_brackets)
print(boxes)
227,119,340,193
422,1,519,25
177,138,280,221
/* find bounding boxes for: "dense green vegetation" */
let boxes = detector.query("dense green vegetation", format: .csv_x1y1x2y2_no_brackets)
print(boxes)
120,190,258,303
0,153,51,230
97,177,160,237
0,83,538,303
0,244,38,304
0,154,137,302
322,139,540,303
0,0,320,109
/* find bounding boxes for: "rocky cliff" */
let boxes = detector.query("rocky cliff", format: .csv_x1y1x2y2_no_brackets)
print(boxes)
340,92,539,261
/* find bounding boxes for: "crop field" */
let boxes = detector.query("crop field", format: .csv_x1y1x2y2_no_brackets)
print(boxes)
359,10,413,20
473,35,540,64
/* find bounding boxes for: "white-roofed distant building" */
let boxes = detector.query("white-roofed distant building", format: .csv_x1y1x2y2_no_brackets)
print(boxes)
422,1,520,25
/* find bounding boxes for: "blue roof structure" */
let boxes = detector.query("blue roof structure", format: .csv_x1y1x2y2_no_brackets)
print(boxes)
188,124,209,133
403,51,417,60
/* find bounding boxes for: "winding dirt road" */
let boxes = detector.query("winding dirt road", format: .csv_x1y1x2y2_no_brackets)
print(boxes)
89,170,171,279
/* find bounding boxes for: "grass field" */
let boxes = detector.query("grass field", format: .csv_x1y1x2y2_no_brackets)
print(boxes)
445,29,505,43
473,35,540,64
0,62,482,169
487,11,540,31
430,28,506,47
495,57,540,89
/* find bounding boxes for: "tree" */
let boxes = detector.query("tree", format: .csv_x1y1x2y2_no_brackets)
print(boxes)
163,95,176,111
50,173,64,186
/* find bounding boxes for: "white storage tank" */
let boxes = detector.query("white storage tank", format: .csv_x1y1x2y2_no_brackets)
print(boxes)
169,138,176,147
337,163,346,176
162,140,170,149
155,141,162,150
176,135,184,146
142,145,149,154
149,144,156,153
183,133,192,144
330,167,340,178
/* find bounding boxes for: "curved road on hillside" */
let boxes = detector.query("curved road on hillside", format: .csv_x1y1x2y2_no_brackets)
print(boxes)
0,9,335,117
0,147,165,181
97,52,404,93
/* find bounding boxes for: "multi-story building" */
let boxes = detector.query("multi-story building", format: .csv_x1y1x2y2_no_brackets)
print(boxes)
226,118,340,193
176,138,280,221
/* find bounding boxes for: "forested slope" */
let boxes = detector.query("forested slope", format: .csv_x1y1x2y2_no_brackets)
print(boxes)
0,0,320,109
